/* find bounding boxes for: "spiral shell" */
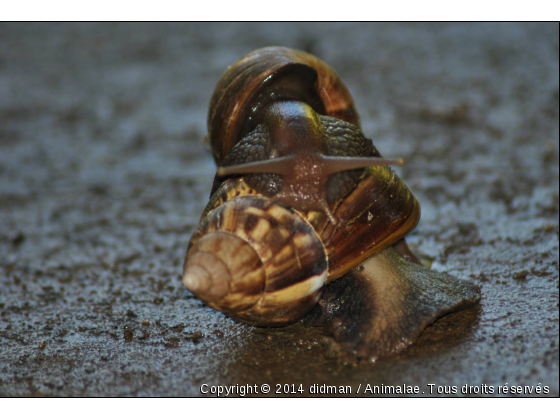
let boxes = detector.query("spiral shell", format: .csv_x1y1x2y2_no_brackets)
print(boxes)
183,47,480,358
183,194,327,326
207,46,360,164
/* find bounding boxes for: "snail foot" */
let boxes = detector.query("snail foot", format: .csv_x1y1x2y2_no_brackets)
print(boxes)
318,246,481,360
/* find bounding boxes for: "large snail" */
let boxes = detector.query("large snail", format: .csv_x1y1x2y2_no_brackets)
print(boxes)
183,47,480,358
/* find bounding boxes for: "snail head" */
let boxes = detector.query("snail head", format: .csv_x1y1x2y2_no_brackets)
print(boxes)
217,100,404,224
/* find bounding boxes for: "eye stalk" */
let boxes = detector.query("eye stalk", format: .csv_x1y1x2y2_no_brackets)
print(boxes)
216,100,405,225
217,154,405,225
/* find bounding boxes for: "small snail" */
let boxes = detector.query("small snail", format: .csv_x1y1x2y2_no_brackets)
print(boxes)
183,47,480,358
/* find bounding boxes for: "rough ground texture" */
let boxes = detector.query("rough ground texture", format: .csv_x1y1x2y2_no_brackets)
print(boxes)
0,23,558,397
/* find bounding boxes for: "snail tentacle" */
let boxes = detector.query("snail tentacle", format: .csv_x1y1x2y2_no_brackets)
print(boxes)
320,156,405,175
217,156,294,177
218,156,404,178
216,100,401,222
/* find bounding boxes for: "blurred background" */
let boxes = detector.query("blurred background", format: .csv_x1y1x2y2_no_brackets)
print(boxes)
0,23,558,396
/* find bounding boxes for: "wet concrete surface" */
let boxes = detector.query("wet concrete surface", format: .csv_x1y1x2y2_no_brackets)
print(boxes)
0,23,558,397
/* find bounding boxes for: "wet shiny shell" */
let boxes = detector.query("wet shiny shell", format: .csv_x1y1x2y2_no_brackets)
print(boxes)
307,166,420,281
207,46,360,164
203,166,420,283
184,194,328,326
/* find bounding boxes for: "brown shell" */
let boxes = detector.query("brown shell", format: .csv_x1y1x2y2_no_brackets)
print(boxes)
202,166,420,283
184,194,328,326
308,166,420,281
207,46,360,164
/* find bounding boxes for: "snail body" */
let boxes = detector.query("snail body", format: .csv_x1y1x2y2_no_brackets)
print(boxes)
183,47,480,358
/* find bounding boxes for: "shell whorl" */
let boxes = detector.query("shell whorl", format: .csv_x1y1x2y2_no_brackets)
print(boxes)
183,195,328,326
183,232,266,309
207,46,360,165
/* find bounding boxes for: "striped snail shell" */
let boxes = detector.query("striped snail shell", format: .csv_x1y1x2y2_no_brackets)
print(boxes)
184,194,327,326
183,47,480,356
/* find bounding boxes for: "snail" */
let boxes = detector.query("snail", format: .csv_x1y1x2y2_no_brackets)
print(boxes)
182,47,480,358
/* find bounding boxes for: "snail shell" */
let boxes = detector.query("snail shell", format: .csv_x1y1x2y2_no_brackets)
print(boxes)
183,47,480,356
207,46,360,165
184,194,327,326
